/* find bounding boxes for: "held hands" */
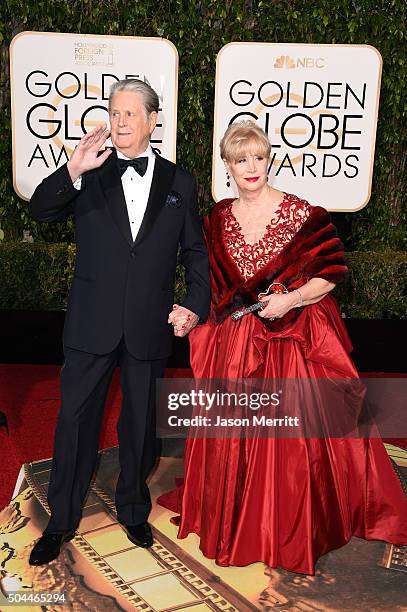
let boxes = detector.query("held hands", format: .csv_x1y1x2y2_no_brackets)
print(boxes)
258,292,298,320
67,123,112,182
168,304,199,337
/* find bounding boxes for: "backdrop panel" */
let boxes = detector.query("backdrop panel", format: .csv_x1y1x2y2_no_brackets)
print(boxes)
10,31,179,200
213,42,382,211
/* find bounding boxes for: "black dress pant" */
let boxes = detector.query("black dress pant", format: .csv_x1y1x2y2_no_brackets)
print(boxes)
44,339,166,533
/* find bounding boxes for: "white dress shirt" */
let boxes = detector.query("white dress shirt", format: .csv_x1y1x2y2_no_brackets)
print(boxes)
73,145,156,241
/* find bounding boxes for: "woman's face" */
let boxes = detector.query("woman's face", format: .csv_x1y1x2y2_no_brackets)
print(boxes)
225,145,269,194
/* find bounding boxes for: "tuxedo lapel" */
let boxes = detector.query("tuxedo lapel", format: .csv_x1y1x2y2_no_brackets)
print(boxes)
134,153,176,246
98,149,133,246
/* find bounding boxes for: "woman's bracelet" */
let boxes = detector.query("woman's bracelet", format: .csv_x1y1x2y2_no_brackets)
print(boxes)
293,288,304,308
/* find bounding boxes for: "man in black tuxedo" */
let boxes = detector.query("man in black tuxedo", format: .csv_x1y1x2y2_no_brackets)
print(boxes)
28,79,210,565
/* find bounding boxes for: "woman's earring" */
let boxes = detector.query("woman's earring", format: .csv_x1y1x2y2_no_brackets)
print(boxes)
226,171,230,188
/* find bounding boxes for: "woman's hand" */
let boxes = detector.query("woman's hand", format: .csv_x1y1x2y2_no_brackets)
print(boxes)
258,292,298,320
168,304,199,337
258,278,336,320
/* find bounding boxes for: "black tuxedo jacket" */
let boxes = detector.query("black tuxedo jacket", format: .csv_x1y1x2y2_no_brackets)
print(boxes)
30,150,210,359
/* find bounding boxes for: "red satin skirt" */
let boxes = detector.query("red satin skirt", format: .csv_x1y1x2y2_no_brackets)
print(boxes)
157,296,407,574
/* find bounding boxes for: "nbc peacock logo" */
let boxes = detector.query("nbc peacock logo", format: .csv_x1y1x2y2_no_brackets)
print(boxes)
274,55,325,69
274,55,296,69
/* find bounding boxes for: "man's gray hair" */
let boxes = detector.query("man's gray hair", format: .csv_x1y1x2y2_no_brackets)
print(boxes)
108,79,159,116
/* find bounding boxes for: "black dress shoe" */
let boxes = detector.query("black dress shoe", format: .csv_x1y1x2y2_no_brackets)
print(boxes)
124,522,153,548
29,531,76,566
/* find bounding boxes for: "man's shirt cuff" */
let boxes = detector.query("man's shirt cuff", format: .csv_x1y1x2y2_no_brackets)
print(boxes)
73,175,82,190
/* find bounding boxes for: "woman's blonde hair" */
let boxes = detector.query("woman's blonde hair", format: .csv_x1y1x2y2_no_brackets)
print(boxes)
220,120,271,162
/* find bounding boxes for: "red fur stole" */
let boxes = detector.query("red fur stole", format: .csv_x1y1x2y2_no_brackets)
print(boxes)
204,199,347,330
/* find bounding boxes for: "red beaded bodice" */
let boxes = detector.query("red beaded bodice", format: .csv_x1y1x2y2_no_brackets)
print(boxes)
222,193,311,280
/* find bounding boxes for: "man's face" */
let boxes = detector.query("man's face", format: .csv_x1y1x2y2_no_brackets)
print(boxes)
109,91,157,157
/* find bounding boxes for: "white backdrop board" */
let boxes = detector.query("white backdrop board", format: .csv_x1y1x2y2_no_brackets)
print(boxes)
10,31,179,200
213,43,382,211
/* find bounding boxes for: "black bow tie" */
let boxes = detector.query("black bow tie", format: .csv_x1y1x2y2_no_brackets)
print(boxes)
118,157,148,177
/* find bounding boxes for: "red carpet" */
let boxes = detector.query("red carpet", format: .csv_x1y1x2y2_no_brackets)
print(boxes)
0,364,405,511
0,364,191,510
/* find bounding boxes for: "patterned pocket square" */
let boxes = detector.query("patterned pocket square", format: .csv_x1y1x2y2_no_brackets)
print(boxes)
165,191,182,208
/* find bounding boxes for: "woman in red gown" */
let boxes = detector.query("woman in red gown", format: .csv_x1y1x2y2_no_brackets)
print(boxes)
158,121,407,574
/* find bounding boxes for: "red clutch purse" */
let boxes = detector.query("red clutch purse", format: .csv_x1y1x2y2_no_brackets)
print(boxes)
231,282,288,321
